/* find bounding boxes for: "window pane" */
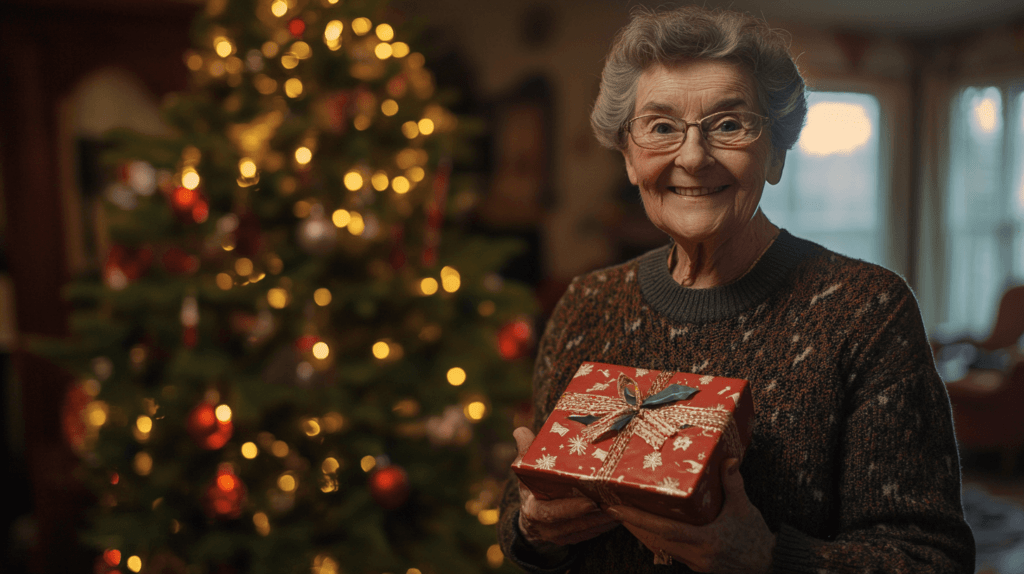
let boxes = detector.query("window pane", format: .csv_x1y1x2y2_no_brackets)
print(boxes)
940,86,1024,339
759,92,882,265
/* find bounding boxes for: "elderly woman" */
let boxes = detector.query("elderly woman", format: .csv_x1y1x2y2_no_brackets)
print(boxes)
496,6,975,573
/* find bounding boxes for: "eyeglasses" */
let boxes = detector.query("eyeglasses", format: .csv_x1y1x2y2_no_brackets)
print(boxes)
624,110,769,151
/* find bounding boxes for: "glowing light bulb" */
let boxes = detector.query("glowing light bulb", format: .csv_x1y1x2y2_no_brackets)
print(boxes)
241,442,258,459
239,158,257,178
360,455,377,472
347,212,365,235
136,416,153,434
181,168,200,190
381,99,399,116
267,287,289,309
324,20,343,42
440,266,461,292
215,404,232,422
391,176,410,194
331,209,351,228
465,401,487,421
295,146,312,164
270,0,288,17
343,171,364,191
312,341,330,360
401,121,419,139
278,473,297,491
391,42,410,58
372,341,390,359
417,118,435,135
420,277,438,295
314,288,332,306
375,23,395,41
235,257,254,276
370,171,390,191
284,78,303,98
447,367,466,386
374,43,393,60
352,17,372,36
214,36,233,58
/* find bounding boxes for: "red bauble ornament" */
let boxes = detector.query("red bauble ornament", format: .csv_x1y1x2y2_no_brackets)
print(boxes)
170,187,208,223
161,246,200,275
187,402,233,449
369,465,410,510
103,244,153,289
497,319,534,360
288,18,306,37
205,464,246,519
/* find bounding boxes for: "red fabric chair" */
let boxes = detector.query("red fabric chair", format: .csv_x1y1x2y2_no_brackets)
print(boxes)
942,285,1024,474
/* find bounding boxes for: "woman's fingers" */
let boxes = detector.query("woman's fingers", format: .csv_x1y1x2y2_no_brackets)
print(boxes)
513,427,535,458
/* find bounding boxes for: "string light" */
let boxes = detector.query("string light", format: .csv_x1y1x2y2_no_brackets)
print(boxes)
440,266,461,292
253,512,271,536
314,287,332,306
351,17,372,35
214,36,234,58
270,0,288,17
331,209,351,228
360,455,377,472
417,118,435,135
371,171,390,191
391,42,410,58
241,442,258,459
239,158,257,178
420,277,438,295
215,404,232,422
392,176,410,194
181,167,200,190
127,556,142,573
381,99,398,116
281,53,299,69
294,146,313,164
267,287,289,309
372,341,390,359
375,23,395,41
284,78,303,98
343,171,363,191
235,257,254,276
374,43,393,60
447,367,466,386
312,341,330,360
347,212,365,235
401,121,419,139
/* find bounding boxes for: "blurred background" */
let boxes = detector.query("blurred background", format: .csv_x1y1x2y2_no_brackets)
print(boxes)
2,0,1024,572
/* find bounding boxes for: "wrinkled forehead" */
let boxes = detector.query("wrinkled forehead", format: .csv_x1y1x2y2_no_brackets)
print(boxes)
634,59,761,117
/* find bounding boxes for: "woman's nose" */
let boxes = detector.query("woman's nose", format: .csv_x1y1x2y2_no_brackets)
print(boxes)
673,125,714,173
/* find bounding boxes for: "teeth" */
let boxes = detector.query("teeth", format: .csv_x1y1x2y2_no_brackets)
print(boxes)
670,185,726,196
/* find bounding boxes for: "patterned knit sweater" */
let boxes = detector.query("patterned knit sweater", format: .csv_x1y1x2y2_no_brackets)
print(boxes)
497,230,975,573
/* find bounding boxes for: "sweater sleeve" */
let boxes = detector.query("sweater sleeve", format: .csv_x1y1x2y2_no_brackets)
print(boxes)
497,278,586,573
771,282,975,573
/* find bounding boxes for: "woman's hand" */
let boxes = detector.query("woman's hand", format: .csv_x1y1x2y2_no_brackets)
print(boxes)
606,458,776,573
513,427,619,554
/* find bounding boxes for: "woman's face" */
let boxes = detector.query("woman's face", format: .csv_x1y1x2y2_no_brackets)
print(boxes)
621,59,783,247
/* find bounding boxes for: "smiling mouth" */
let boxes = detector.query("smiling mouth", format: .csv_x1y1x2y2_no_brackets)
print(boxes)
669,185,729,197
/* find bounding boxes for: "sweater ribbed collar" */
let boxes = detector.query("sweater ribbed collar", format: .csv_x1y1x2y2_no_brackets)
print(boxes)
638,229,815,324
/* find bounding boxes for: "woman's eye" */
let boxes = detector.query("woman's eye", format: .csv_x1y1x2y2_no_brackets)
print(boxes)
651,121,675,134
709,117,742,133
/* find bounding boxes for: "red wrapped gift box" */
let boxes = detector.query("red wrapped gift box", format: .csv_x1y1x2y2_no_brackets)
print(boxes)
513,362,754,525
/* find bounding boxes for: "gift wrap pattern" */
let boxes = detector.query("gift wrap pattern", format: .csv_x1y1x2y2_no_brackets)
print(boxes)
513,362,754,524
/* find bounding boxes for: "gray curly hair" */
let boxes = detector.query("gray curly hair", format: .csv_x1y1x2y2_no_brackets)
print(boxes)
591,6,807,154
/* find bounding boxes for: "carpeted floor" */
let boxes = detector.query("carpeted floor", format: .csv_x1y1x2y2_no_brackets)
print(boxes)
963,481,1024,573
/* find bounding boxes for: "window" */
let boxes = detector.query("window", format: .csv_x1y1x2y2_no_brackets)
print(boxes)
759,91,885,267
940,83,1024,339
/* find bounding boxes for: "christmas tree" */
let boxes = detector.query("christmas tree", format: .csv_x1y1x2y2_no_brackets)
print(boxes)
38,0,537,572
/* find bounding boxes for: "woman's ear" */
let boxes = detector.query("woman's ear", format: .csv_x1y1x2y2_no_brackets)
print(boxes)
767,149,786,185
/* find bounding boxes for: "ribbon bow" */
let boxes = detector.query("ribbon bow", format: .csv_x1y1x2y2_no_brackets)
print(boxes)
566,372,699,450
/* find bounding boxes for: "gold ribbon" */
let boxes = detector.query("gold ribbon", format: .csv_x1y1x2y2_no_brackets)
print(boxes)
560,371,743,506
